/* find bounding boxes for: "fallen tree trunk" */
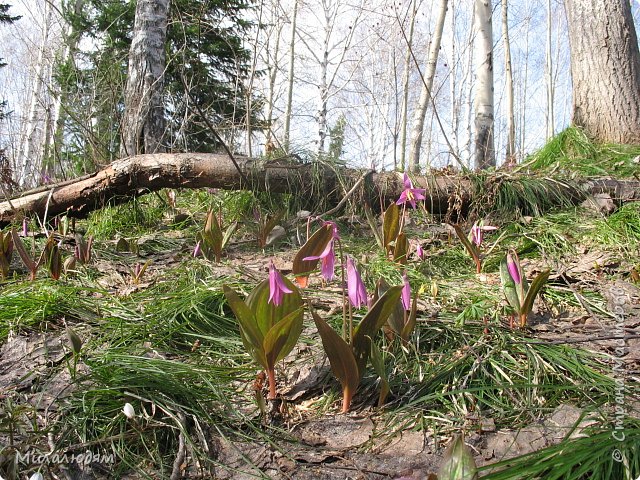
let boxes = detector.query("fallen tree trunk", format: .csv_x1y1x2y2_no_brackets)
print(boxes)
0,153,638,227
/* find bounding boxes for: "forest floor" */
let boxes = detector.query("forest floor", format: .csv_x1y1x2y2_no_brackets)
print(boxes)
1,145,640,479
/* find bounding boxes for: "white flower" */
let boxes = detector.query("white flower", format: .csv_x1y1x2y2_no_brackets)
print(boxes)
29,473,44,480
123,402,135,419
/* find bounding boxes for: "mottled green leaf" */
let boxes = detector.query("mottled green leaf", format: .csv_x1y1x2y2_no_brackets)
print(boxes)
263,307,304,367
382,203,400,254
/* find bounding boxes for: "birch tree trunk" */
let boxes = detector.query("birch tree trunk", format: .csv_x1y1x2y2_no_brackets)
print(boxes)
119,0,170,158
407,0,448,173
564,0,640,144
18,2,52,187
283,0,298,151
473,0,495,169
398,0,417,171
501,0,515,163
545,0,554,139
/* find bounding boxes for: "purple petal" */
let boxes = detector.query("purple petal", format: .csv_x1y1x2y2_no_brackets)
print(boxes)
506,252,521,284
403,172,413,189
193,240,202,257
268,261,292,306
320,246,335,281
415,244,424,260
471,226,482,246
401,273,411,310
346,256,367,308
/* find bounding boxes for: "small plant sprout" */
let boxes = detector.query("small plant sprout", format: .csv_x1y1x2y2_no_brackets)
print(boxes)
123,402,136,420
65,325,83,380
193,240,202,257
22,218,28,237
0,230,13,280
254,208,283,249
11,229,52,281
451,221,498,274
223,264,304,400
500,249,551,328
74,234,93,264
311,285,402,413
376,278,418,344
196,209,237,262
131,260,152,285
292,222,336,287
46,238,63,280
438,434,478,480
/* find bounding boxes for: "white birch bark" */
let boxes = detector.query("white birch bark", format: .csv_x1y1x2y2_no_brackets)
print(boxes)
545,0,554,139
18,2,52,187
473,0,495,170
502,0,515,162
398,0,417,171
119,0,170,157
407,0,448,173
283,0,298,151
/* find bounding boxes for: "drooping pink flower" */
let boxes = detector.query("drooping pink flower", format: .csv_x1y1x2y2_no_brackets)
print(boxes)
401,272,411,310
268,261,293,306
470,223,498,246
396,173,426,209
506,251,521,285
346,256,367,308
415,243,425,260
303,221,339,281
193,240,202,257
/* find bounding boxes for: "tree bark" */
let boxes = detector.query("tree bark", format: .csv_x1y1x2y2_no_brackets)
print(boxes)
501,0,515,163
473,0,495,169
119,0,170,157
1,153,639,227
564,0,640,144
407,0,448,173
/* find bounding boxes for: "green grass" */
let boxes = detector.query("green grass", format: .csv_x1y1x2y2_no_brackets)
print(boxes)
526,126,640,177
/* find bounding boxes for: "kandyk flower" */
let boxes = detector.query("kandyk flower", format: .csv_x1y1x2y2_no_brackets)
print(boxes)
415,243,425,260
470,222,498,246
396,173,426,209
506,251,521,284
303,221,339,281
193,240,202,257
123,402,135,419
401,272,411,310
268,261,293,306
346,256,367,308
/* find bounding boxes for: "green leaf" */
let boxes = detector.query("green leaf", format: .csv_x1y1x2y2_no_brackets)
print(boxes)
223,285,267,369
438,434,478,480
258,213,283,248
246,277,303,337
400,293,418,342
263,307,304,368
369,339,390,407
393,232,409,264
352,285,402,377
382,203,400,254
222,221,238,250
521,269,551,316
311,310,359,411
11,229,36,273
500,257,521,312
292,223,334,285
204,210,223,260
376,278,404,336
452,223,479,264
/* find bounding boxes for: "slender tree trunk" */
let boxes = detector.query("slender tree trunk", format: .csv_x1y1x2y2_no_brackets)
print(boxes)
448,0,459,159
18,2,52,187
473,0,495,169
398,0,417,171
564,0,640,144
545,0,554,139
119,0,170,157
520,6,531,155
407,0,448,173
283,0,298,151
502,0,515,163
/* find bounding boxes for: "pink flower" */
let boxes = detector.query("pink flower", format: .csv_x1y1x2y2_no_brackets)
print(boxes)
396,173,426,209
415,243,425,260
506,251,521,284
303,222,339,281
268,261,293,306
470,223,498,246
22,218,28,237
193,240,202,257
346,256,367,308
401,272,411,310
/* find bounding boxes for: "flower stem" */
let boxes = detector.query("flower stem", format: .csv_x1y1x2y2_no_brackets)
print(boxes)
266,368,277,399
338,240,347,341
